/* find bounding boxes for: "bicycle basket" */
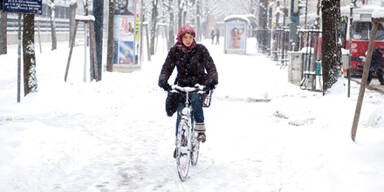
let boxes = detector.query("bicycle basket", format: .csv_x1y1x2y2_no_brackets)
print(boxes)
202,90,213,108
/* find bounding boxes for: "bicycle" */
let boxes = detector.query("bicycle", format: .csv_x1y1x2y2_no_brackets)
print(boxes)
170,84,208,181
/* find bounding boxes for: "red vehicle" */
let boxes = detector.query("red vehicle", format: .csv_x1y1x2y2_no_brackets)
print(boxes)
341,5,384,76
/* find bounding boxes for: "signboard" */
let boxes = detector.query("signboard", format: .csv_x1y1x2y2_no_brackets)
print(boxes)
2,0,42,14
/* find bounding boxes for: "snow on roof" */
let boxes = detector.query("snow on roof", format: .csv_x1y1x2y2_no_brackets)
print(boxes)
71,0,78,5
341,4,384,16
224,15,251,24
340,4,384,22
75,15,95,21
372,9,384,19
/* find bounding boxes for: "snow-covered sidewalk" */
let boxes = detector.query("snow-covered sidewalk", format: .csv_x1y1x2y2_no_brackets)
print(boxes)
1,39,384,192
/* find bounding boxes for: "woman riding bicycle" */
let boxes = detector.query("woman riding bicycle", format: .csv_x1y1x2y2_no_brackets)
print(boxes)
158,24,218,143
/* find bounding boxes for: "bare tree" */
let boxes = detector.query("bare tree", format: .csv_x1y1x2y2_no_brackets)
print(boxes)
177,0,183,31
23,14,38,95
106,0,115,72
150,0,159,55
0,10,7,55
167,0,176,50
321,0,341,93
48,0,57,50
195,0,201,41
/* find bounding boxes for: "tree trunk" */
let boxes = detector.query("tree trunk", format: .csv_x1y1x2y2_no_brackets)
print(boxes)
106,0,115,72
0,11,7,55
23,14,37,96
196,0,201,42
150,0,159,55
182,10,187,27
49,0,57,50
335,1,342,70
167,0,175,50
178,0,182,32
321,0,341,93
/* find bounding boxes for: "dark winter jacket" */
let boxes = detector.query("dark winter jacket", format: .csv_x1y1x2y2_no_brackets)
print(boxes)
370,48,384,71
159,43,218,116
159,43,218,88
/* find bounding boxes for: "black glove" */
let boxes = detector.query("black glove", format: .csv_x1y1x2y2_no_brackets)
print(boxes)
206,78,217,90
159,80,171,91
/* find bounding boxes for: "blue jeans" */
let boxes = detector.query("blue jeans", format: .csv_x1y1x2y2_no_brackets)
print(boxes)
175,93,204,136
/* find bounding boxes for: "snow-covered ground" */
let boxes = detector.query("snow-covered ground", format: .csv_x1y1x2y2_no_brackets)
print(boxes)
1,37,384,192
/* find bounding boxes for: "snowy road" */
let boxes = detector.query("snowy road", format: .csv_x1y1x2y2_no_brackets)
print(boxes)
1,39,384,192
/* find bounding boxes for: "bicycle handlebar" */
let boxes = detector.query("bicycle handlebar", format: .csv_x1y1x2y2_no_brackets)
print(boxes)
169,84,207,94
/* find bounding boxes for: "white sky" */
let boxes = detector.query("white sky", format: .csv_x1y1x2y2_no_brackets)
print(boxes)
0,37,384,192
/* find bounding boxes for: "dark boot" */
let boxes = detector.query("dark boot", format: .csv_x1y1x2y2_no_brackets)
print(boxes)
377,69,384,85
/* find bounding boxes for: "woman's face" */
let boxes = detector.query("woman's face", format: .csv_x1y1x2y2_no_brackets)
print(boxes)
182,33,194,47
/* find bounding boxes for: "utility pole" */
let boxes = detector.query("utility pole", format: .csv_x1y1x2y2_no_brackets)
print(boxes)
93,0,104,81
310,0,321,90
348,3,353,97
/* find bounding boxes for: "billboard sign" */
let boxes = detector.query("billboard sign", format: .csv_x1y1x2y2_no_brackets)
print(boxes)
2,0,42,14
225,22,246,50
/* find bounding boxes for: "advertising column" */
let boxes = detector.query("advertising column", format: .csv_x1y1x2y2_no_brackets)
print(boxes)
113,0,137,67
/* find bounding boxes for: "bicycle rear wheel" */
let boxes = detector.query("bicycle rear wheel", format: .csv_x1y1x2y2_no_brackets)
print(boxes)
176,119,191,181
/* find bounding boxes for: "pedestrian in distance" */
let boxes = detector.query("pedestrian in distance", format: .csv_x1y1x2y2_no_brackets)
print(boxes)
215,28,220,45
367,46,384,86
158,24,218,143
211,29,215,45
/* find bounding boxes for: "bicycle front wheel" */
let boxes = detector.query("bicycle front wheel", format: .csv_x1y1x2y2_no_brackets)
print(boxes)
190,130,200,166
176,119,191,181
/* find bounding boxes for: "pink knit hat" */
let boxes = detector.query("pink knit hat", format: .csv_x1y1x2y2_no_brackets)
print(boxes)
176,25,196,42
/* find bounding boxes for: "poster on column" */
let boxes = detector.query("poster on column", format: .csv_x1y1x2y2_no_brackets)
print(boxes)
225,23,246,50
113,0,137,66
